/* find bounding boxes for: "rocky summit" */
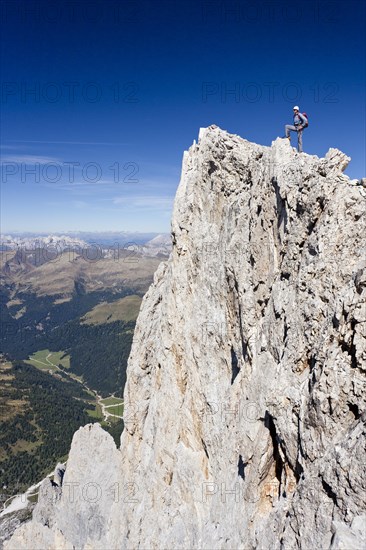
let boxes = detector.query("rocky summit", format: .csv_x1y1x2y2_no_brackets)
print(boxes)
5,127,366,550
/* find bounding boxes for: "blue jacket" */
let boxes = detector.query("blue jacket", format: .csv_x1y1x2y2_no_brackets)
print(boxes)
294,112,307,127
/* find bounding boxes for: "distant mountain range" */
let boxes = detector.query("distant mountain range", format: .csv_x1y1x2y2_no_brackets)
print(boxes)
1,231,159,244
0,232,172,257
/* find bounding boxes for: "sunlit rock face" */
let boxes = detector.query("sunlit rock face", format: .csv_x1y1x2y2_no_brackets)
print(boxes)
6,127,365,550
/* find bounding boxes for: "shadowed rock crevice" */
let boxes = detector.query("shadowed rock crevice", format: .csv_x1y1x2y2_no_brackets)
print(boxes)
264,411,283,495
237,454,247,480
339,318,358,370
271,177,288,234
347,402,360,420
321,478,338,506
230,346,240,384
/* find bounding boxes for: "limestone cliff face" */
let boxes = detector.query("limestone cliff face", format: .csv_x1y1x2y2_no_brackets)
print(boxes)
6,127,366,550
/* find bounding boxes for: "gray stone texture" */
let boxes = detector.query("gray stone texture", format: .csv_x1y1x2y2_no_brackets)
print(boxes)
6,126,365,549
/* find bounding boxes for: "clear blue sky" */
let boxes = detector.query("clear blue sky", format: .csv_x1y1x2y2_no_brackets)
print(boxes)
1,0,365,233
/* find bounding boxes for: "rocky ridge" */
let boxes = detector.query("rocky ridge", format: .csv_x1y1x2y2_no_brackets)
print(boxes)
5,126,366,549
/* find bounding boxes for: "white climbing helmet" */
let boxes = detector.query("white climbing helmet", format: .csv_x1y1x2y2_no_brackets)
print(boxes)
293,105,299,110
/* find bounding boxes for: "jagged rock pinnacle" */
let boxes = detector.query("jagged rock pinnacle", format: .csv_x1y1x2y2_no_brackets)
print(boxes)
6,127,366,550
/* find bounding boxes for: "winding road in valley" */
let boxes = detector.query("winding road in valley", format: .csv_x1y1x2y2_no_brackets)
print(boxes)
31,352,123,422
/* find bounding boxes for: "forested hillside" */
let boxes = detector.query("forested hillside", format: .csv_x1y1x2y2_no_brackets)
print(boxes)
0,250,164,504
0,360,97,500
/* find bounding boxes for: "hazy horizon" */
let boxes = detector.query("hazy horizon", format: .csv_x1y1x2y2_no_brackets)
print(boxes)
0,229,168,235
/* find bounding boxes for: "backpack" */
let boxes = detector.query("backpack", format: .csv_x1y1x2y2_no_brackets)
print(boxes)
301,112,309,127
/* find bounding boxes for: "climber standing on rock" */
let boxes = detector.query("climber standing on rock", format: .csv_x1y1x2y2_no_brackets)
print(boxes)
285,106,308,153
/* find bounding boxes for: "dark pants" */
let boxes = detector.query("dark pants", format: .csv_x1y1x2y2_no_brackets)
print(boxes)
285,124,303,152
